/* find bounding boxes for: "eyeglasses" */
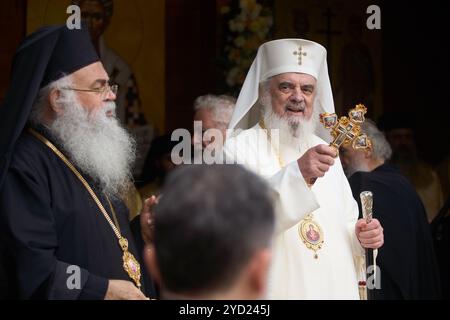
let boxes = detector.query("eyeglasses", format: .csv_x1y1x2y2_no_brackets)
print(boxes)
61,83,119,99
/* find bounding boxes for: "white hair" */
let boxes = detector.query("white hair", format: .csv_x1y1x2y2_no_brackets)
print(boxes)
29,75,136,197
362,119,392,161
29,75,73,126
194,94,236,129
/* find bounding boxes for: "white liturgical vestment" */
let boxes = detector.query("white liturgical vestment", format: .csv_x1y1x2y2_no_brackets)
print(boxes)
223,123,364,300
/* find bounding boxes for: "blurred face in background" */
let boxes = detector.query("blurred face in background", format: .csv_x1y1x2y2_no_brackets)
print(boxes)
386,128,416,163
80,0,109,42
193,108,226,149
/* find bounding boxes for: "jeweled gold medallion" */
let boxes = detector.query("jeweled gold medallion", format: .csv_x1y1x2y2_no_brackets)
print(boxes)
298,214,324,259
119,237,141,288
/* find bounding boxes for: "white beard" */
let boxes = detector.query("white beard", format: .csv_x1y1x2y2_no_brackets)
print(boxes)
48,90,136,197
260,94,317,154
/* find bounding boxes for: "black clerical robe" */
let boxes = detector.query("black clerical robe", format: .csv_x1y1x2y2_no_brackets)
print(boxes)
349,163,441,299
0,129,154,299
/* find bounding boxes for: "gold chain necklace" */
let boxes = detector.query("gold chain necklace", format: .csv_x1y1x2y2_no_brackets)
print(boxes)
258,120,285,167
29,128,142,288
259,121,324,259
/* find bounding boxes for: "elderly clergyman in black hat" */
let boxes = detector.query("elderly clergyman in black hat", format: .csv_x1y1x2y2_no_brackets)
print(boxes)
0,24,156,300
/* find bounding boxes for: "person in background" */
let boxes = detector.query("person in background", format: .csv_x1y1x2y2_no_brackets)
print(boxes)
378,112,444,222
192,94,236,149
137,134,178,200
340,120,441,299
144,164,275,299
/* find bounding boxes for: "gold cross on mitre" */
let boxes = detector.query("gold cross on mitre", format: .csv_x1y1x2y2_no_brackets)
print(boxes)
293,46,307,65
319,104,372,156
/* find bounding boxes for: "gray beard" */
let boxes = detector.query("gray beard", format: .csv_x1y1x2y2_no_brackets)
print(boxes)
260,95,317,152
48,92,136,197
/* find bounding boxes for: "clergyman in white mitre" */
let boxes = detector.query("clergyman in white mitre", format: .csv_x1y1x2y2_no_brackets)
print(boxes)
223,39,384,300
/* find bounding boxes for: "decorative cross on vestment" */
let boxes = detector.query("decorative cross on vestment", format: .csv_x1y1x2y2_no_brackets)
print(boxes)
320,104,372,153
293,46,307,65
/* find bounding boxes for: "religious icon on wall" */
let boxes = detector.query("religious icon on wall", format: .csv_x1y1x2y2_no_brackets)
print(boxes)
72,1,145,126
27,0,164,178
72,0,155,177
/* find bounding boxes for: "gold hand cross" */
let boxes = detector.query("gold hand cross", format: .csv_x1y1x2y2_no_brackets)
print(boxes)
320,104,372,155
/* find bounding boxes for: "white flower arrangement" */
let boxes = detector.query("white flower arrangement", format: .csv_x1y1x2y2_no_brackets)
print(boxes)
220,0,273,89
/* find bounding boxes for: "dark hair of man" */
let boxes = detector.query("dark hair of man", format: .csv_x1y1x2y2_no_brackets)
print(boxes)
153,164,275,295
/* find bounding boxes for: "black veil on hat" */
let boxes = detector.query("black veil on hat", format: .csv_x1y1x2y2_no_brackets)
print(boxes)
0,23,99,187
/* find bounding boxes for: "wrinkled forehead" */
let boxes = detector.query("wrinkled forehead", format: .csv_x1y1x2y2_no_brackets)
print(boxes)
269,72,317,85
70,61,109,84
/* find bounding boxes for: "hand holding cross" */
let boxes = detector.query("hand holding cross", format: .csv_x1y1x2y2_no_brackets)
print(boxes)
320,104,371,154
299,104,372,186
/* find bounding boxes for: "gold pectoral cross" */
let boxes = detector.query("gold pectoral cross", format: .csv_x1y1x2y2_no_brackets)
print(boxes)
320,104,372,155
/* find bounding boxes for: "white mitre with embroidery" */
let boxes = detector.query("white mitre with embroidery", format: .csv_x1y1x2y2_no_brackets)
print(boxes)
228,38,334,142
